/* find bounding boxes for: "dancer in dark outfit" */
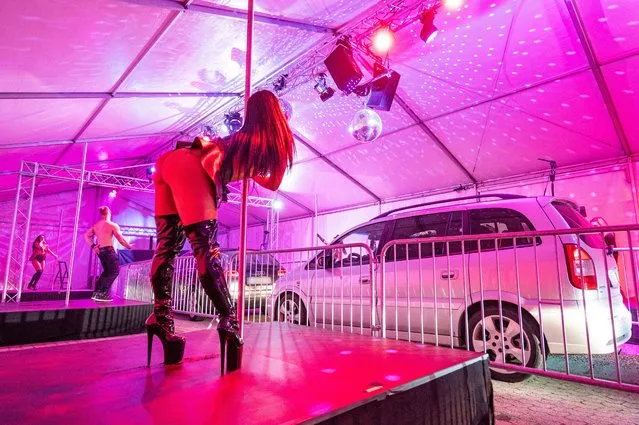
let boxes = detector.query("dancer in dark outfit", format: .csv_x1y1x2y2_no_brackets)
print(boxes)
147,90,294,373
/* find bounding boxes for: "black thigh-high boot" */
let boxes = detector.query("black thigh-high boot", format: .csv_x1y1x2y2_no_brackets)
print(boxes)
184,219,243,374
146,214,187,366
28,270,43,290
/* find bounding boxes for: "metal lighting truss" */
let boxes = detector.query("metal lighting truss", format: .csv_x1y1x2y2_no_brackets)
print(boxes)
1,160,278,303
193,0,430,128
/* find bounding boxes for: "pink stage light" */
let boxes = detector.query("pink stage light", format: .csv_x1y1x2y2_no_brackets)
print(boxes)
109,189,117,198
372,26,395,54
444,0,464,10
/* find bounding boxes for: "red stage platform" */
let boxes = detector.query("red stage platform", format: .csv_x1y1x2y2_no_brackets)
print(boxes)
0,323,493,425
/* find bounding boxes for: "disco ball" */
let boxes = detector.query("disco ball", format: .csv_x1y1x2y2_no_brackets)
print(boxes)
348,109,382,143
279,97,293,120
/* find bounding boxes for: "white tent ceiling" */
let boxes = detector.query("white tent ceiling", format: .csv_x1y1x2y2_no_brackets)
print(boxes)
0,0,637,227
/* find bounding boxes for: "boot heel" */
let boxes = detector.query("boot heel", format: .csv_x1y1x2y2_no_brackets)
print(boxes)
226,340,243,373
147,329,154,367
163,339,186,365
218,330,227,375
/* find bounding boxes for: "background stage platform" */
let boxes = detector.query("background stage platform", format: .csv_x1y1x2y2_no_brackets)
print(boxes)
0,322,493,425
3,289,94,302
0,299,152,346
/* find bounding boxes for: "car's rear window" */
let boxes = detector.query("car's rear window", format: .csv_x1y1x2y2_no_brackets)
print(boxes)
552,201,604,249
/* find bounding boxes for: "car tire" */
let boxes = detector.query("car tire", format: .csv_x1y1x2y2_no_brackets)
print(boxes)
468,305,542,383
276,292,308,326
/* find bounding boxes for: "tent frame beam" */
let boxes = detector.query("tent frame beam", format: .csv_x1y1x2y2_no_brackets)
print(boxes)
0,92,240,100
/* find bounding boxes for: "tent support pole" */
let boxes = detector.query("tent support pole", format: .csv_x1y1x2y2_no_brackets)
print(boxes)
237,0,255,341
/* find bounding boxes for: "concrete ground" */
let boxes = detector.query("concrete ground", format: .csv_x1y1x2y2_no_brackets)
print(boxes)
493,377,639,425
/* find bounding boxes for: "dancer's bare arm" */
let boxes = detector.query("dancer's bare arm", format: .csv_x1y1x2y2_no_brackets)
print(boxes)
84,227,99,254
46,246,59,260
113,224,133,249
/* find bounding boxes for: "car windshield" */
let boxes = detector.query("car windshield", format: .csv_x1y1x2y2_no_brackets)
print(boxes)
552,201,605,249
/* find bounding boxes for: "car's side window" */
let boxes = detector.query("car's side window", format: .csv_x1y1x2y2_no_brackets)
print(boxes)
386,213,450,261
465,208,538,253
306,222,386,269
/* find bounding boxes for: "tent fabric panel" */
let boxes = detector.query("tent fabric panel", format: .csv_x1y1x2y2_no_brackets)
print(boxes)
492,0,588,94
119,12,324,93
0,98,103,146
325,126,473,199
574,0,639,63
276,159,376,212
81,96,223,139
193,0,377,27
0,0,170,92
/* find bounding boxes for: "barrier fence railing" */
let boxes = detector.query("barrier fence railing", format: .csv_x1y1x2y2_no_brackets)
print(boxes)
380,224,639,392
119,225,639,392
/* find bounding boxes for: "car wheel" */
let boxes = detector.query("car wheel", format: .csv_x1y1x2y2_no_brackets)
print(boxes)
468,305,542,383
276,292,308,325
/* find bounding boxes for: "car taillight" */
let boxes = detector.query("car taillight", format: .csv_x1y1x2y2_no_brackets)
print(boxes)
278,268,287,277
563,244,597,290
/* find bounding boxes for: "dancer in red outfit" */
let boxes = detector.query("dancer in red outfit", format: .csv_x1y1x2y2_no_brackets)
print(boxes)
147,90,294,372
26,235,58,290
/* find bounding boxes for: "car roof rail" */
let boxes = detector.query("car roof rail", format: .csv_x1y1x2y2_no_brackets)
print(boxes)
370,194,529,220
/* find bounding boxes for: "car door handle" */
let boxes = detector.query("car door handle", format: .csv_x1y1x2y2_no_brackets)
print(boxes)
441,270,458,279
360,277,371,284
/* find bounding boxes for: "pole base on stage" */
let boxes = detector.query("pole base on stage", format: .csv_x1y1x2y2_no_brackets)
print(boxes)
0,322,493,424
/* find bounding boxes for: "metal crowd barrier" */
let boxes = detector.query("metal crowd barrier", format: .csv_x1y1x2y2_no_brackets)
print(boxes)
118,226,639,392
380,224,639,392
119,243,378,335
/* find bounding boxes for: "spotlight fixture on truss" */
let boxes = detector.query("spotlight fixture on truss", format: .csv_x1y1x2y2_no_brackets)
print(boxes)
420,8,438,44
314,73,335,102
224,111,243,135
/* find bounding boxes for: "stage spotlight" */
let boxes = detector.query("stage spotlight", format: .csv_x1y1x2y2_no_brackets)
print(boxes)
444,0,464,10
150,166,156,173
224,111,243,135
314,73,336,102
366,63,401,112
109,189,117,199
420,10,438,44
272,199,284,211
324,39,363,94
372,26,395,54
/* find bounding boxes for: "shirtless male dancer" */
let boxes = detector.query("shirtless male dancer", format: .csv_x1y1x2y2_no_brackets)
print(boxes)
84,206,133,302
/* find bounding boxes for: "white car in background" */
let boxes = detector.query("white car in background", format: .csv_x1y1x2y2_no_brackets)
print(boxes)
272,194,633,382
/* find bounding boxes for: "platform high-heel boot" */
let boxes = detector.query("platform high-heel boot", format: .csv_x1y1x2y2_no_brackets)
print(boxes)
185,219,243,375
147,214,187,366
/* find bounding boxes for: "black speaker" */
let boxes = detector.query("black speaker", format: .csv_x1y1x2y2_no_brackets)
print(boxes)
324,43,363,95
367,69,401,111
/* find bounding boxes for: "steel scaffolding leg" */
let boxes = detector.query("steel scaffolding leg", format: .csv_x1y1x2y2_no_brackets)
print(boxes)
2,162,37,303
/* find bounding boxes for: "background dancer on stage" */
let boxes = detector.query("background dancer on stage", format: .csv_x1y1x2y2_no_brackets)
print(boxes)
26,235,58,290
84,206,133,302
148,90,294,372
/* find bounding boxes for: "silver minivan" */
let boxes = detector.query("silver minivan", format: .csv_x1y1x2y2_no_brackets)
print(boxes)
272,195,633,381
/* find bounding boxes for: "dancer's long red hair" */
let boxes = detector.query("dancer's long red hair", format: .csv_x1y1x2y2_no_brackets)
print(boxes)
225,90,294,187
